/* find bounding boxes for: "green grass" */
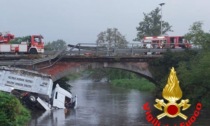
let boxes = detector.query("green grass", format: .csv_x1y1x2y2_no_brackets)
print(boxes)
67,73,81,80
111,78,156,92
0,92,31,126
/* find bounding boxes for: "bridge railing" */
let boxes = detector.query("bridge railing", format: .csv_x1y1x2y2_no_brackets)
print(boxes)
0,43,199,67
0,47,68,67
66,43,191,57
67,43,142,56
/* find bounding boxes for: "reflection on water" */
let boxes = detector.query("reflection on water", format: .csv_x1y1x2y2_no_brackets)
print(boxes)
29,79,210,126
30,109,71,126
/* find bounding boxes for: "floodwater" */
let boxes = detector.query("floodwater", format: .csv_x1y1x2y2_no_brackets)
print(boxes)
29,79,210,126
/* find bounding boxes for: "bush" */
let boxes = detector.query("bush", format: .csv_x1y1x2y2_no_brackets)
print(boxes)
0,92,31,126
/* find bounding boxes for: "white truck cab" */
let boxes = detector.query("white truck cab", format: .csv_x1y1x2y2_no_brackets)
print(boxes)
52,84,77,109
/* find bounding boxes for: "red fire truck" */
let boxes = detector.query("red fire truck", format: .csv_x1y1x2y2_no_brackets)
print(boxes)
142,36,191,49
0,32,14,43
0,32,44,54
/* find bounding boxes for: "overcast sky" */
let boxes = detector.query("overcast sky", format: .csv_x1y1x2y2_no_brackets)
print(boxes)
1,0,210,44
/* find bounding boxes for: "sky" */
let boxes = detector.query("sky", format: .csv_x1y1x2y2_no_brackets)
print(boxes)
1,0,210,44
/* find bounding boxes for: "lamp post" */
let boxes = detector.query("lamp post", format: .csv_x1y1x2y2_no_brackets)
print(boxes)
159,3,165,36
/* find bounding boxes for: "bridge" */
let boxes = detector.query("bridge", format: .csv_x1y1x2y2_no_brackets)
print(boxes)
0,43,191,82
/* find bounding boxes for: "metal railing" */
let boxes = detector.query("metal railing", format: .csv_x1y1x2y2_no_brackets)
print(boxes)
0,43,198,67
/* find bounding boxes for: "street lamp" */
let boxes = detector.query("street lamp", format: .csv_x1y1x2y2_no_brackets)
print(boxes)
159,3,165,36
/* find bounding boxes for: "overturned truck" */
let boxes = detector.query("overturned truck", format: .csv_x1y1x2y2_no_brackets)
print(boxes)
0,66,77,110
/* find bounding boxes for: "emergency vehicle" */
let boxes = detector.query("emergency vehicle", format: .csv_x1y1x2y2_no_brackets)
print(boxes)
142,36,191,49
0,32,44,54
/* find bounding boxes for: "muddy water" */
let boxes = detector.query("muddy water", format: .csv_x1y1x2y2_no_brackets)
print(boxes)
29,79,209,126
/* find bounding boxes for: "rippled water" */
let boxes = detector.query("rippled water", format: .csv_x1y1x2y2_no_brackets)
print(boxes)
29,79,209,126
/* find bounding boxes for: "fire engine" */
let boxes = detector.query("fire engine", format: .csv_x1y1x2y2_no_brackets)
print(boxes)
0,32,44,54
0,32,14,43
142,36,191,49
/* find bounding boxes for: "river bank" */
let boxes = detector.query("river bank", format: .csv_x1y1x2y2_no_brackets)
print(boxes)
111,78,156,92
0,92,31,126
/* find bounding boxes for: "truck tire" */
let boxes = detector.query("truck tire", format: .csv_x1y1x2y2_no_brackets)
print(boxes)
29,95,36,103
29,48,38,54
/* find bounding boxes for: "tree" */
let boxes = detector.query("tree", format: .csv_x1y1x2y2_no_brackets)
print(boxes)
177,51,210,107
45,39,67,51
149,49,197,86
95,28,129,83
177,22,210,108
96,28,128,48
135,7,172,41
9,36,31,44
184,21,210,50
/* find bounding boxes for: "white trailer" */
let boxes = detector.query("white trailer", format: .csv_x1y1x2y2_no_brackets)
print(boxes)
0,66,77,110
0,43,28,53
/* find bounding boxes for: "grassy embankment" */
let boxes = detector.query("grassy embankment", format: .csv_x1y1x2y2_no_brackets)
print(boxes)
111,78,156,92
0,91,31,126
67,73,82,80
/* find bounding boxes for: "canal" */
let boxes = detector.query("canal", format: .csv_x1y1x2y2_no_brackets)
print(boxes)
29,78,209,126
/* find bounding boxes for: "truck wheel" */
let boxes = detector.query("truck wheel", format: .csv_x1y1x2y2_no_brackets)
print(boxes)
29,95,36,102
29,48,38,54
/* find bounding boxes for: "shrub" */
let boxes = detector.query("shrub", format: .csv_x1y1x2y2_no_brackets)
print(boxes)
0,92,31,126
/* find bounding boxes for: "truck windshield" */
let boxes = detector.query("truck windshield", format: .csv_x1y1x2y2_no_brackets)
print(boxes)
34,37,41,43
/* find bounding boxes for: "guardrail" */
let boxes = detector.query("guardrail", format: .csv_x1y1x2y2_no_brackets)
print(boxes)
0,47,67,67
0,43,199,67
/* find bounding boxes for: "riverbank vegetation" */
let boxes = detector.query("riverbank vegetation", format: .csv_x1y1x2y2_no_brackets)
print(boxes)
111,78,155,92
107,69,155,92
0,92,31,126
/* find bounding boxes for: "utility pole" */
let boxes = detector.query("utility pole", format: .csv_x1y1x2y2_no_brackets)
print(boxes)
159,3,165,36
